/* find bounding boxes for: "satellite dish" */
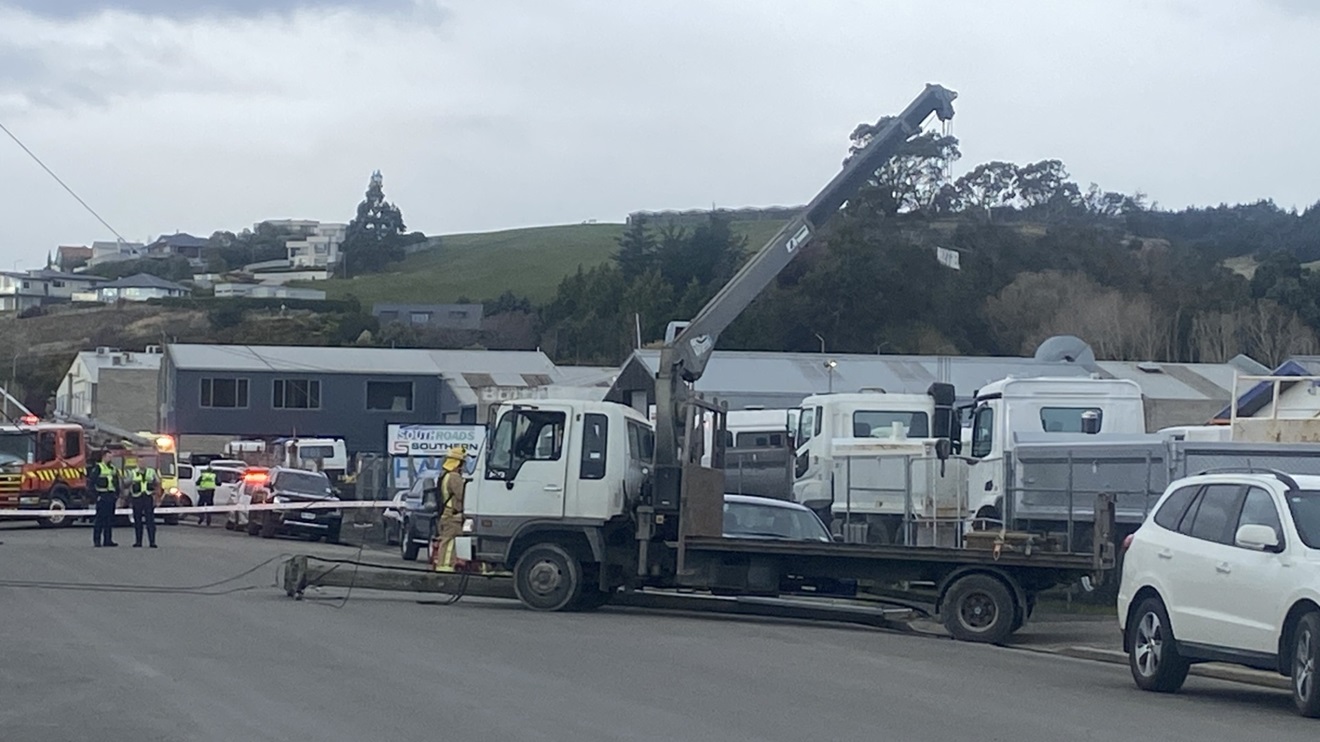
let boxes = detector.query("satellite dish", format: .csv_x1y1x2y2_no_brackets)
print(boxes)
1034,335,1096,366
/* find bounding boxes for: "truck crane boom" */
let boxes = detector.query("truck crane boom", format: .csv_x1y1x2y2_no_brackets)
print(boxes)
653,83,957,510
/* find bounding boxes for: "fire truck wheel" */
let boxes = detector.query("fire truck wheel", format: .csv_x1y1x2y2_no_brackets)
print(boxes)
38,490,72,529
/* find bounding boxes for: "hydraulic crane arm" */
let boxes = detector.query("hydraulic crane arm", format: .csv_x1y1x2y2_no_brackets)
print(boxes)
651,83,956,512
668,83,957,382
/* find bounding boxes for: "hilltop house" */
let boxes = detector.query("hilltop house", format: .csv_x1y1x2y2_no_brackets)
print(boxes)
96,273,190,302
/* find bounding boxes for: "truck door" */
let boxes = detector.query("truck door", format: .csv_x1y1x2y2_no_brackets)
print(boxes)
968,402,1002,521
484,405,572,518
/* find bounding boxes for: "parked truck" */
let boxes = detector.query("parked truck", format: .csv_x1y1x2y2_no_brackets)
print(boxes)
452,84,1121,644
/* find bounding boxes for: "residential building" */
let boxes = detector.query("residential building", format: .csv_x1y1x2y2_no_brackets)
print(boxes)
55,347,163,432
96,273,190,302
0,271,48,312
159,344,570,453
87,240,146,267
373,303,484,331
286,222,348,269
146,232,208,259
24,270,105,301
57,245,92,270
213,283,326,300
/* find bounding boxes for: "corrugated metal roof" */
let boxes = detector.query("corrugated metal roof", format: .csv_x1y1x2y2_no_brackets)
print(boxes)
624,350,1252,406
627,350,1094,399
1092,361,1238,402
166,344,559,378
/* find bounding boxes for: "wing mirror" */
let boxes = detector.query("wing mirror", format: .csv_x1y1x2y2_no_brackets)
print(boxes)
1235,523,1281,552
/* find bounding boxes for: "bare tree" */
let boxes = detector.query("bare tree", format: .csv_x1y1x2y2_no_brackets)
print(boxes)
1240,300,1319,366
1191,311,1242,363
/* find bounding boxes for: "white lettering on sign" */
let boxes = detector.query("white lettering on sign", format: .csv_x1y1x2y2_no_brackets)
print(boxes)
386,424,485,456
480,386,551,403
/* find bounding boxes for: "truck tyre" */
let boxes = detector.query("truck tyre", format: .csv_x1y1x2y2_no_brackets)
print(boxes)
260,513,278,539
38,489,72,529
942,574,1016,644
513,543,584,612
1127,597,1189,693
1291,611,1320,717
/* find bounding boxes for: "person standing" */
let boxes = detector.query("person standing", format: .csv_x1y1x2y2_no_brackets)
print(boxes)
87,450,120,547
196,467,217,526
431,446,468,572
124,456,160,549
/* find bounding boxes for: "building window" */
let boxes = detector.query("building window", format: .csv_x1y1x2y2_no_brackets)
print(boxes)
366,381,414,411
273,379,321,409
409,312,431,325
52,280,65,288
201,377,249,408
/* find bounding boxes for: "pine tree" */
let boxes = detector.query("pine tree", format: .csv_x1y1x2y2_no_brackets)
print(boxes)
341,170,408,276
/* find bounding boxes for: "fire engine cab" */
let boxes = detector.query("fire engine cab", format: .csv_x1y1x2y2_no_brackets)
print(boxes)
0,415,88,528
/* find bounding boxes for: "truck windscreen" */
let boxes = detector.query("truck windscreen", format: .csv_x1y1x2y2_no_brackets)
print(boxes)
0,433,33,466
298,445,336,461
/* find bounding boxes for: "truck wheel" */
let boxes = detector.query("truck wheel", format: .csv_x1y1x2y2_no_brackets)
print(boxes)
38,490,72,529
260,514,278,539
513,543,584,612
1291,612,1320,717
942,574,1016,644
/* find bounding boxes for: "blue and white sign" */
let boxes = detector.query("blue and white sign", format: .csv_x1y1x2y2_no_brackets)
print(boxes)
386,424,485,456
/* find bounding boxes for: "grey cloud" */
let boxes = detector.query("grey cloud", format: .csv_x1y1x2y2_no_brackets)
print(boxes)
3,0,430,20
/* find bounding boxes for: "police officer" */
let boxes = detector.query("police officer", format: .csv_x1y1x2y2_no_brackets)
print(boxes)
196,467,217,526
88,449,120,547
123,456,159,548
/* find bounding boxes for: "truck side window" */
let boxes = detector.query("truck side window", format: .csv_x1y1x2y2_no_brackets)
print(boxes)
627,422,653,465
63,429,82,459
580,413,608,480
1039,407,1103,433
37,431,57,463
970,407,993,458
488,409,567,480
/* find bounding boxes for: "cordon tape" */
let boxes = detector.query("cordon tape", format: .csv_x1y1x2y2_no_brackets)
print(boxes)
0,500,400,518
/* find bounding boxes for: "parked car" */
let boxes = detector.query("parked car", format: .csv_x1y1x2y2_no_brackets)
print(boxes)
179,462,245,507
1118,469,1320,717
719,494,855,597
384,476,441,562
224,467,270,530
244,466,342,543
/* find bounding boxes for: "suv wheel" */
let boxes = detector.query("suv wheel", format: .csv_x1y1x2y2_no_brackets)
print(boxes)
1293,612,1320,717
1127,598,1189,693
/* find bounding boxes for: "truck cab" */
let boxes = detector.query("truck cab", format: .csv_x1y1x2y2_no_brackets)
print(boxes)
463,400,652,574
965,376,1146,521
790,388,950,513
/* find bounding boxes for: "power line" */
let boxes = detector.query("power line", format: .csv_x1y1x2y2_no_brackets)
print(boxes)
0,120,128,243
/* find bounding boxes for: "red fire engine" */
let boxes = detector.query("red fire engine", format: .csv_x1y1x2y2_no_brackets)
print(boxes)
0,415,89,527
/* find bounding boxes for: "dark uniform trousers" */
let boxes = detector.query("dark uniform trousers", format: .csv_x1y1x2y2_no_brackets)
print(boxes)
93,493,117,546
131,496,157,547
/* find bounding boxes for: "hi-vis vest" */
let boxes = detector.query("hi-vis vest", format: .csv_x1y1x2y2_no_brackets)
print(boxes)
198,471,218,489
127,468,157,498
93,462,116,494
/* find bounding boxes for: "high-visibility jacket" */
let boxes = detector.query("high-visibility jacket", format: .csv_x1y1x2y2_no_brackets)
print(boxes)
126,467,159,498
197,470,218,489
90,461,118,495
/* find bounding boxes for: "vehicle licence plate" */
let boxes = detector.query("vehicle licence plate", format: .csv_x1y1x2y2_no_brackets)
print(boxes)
300,511,316,521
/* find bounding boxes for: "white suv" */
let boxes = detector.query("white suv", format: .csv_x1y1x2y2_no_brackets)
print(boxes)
1118,469,1320,717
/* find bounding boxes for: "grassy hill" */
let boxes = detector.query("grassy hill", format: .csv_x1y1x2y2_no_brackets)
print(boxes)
305,220,789,305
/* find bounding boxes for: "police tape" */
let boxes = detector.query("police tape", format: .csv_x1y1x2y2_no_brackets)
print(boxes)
0,500,402,519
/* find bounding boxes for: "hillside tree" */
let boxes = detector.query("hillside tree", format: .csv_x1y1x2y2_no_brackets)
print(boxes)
341,170,416,276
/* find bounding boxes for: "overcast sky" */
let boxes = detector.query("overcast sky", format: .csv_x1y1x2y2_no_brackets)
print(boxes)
1,0,1317,267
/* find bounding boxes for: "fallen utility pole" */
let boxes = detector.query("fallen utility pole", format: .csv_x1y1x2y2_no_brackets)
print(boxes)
278,555,917,632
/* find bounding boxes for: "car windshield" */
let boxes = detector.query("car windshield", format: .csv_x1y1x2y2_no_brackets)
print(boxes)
723,501,830,542
0,433,33,467
1287,490,1320,549
276,470,331,495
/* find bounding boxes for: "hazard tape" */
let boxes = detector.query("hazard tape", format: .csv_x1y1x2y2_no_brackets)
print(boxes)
0,500,403,519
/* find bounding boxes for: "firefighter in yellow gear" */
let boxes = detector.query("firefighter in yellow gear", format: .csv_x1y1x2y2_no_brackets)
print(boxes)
431,446,468,572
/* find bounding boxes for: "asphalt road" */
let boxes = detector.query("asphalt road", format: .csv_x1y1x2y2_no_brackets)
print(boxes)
2,522,1315,742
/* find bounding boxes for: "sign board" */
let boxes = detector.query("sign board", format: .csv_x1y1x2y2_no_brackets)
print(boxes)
386,424,486,495
386,424,485,457
935,246,961,270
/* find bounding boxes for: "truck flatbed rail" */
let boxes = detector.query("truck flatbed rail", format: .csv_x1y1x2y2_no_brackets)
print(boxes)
677,536,1101,571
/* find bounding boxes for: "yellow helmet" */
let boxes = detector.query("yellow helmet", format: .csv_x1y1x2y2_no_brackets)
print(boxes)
441,445,467,472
